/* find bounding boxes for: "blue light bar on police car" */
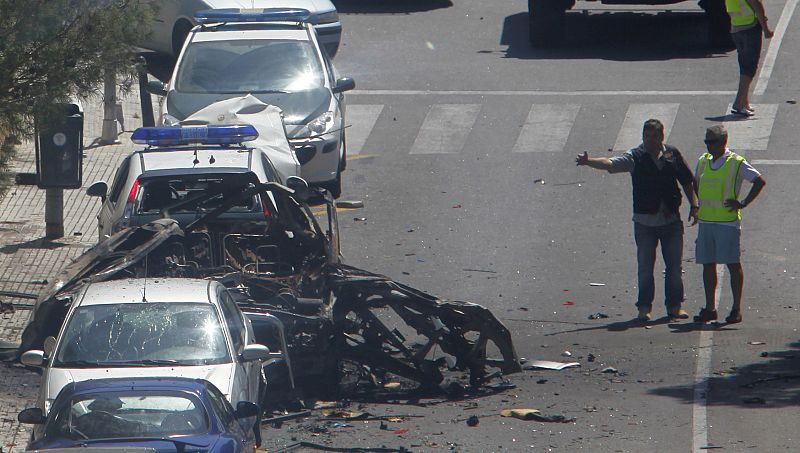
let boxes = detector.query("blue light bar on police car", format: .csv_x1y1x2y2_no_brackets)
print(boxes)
195,8,311,24
131,124,259,146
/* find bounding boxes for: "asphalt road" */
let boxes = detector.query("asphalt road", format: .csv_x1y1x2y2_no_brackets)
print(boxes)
252,0,800,451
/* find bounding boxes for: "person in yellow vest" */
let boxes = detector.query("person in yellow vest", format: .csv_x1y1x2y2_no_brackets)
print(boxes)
692,125,765,323
726,0,774,116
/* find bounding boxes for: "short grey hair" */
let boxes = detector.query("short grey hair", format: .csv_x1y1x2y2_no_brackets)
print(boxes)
706,125,728,143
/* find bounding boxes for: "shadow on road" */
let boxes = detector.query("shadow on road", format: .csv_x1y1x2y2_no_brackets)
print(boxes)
0,238,68,255
500,11,733,61
333,0,452,14
650,340,800,408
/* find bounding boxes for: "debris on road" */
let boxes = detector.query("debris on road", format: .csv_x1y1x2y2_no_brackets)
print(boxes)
588,313,609,320
17,182,521,410
500,408,575,423
589,283,606,286
466,415,479,426
524,360,580,370
601,367,618,374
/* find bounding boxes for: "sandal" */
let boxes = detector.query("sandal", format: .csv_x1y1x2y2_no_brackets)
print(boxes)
731,108,755,117
725,310,742,324
693,308,718,323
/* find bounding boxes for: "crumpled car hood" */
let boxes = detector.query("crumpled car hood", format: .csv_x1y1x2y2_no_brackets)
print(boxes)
166,88,331,128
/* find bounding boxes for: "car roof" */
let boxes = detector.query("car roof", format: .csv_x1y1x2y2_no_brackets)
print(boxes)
138,148,252,172
78,278,213,306
67,377,211,396
192,28,309,42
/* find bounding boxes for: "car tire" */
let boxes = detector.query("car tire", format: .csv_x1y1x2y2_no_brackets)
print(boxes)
321,172,342,199
172,20,193,57
528,0,570,48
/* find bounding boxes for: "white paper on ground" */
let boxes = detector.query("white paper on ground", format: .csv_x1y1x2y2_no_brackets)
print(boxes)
525,360,581,370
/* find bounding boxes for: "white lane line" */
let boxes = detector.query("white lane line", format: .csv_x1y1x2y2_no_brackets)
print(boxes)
409,104,481,154
513,104,581,153
345,105,384,156
350,90,735,97
752,159,800,164
613,104,679,152
754,0,799,96
723,103,778,151
692,266,724,453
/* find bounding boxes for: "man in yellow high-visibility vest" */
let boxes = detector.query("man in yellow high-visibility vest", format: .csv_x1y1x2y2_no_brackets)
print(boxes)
692,125,765,324
726,0,774,116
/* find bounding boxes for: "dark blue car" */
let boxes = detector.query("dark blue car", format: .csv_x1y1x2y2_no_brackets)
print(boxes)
19,378,259,453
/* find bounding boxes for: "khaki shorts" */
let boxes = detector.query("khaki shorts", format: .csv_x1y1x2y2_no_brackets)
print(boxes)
695,223,741,264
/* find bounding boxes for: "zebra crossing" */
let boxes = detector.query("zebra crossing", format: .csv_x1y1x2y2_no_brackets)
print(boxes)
345,101,782,157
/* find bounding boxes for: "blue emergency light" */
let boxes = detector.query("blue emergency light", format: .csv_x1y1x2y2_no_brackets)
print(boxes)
195,8,311,25
131,124,259,146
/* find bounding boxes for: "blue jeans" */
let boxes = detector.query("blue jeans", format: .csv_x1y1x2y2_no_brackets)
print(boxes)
634,220,685,310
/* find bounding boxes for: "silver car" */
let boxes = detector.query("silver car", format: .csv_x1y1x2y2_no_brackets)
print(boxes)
140,0,342,57
153,9,354,197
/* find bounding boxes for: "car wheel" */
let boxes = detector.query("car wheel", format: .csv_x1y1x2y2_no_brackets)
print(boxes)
528,0,570,47
172,20,193,57
321,172,342,199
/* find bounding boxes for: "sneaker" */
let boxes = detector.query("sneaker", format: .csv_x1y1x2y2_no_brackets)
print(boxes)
637,306,652,321
668,308,689,320
725,310,742,324
693,308,718,323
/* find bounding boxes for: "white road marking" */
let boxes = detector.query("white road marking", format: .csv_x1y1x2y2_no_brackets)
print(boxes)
752,159,800,165
754,0,799,96
350,90,735,97
692,266,724,453
513,104,581,153
613,104,679,152
409,104,481,154
345,105,384,156
723,103,778,151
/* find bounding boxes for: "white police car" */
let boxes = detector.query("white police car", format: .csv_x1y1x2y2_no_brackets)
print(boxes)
151,8,354,198
140,0,342,57
86,123,294,241
20,278,275,415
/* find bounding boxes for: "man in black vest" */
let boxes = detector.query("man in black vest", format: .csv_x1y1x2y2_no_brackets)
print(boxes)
576,119,698,321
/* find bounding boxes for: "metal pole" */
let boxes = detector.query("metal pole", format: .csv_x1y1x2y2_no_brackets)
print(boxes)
100,69,119,144
45,188,64,238
137,56,155,127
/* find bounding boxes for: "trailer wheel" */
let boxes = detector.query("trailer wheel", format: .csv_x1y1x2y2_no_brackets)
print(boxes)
528,0,569,47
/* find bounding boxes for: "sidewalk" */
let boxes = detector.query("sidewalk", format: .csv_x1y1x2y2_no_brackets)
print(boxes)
0,84,149,452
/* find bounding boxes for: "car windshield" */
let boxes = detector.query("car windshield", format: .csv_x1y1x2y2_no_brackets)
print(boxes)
47,392,209,440
136,174,258,214
175,39,324,93
54,303,231,366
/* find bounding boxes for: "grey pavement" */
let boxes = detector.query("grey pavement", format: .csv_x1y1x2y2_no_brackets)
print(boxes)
0,83,149,452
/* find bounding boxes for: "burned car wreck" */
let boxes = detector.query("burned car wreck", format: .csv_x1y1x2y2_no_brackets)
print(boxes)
20,180,521,406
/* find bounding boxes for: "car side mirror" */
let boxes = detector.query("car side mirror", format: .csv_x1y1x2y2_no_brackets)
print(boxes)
20,350,45,367
18,408,46,424
285,176,311,201
86,181,108,202
240,344,271,362
146,80,168,96
234,401,259,420
332,77,355,94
